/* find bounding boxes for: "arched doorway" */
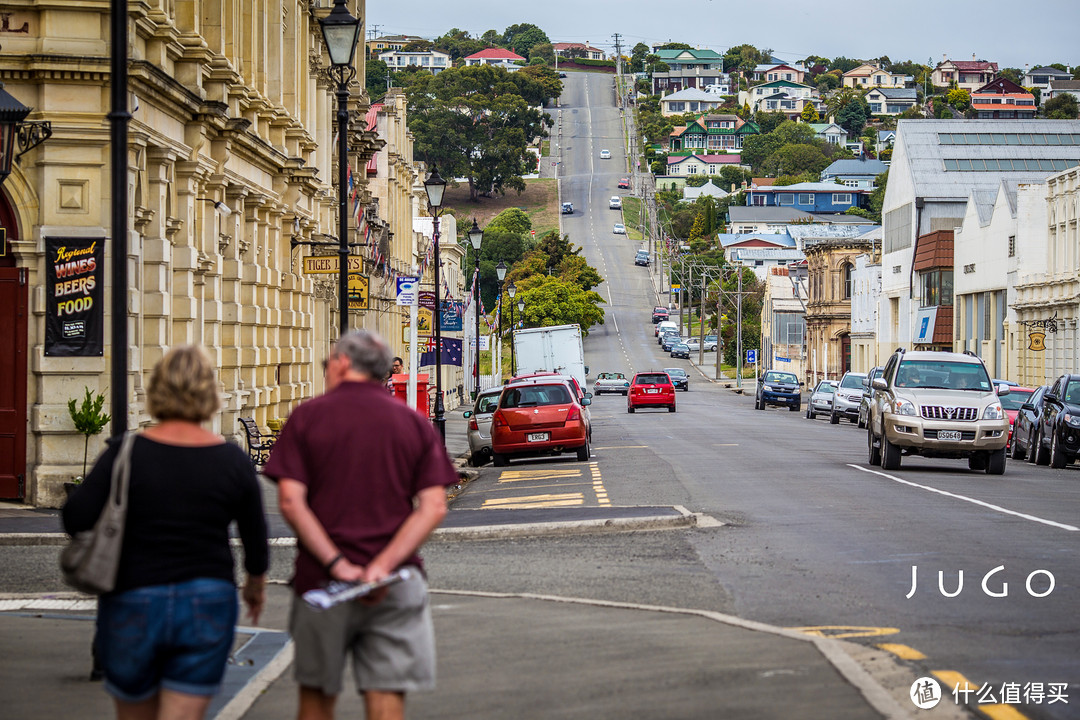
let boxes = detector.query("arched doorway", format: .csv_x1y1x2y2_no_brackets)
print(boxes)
0,190,28,499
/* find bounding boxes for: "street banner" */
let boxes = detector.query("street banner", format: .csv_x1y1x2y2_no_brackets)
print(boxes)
420,337,463,367
347,273,369,310
396,276,419,306
440,300,463,331
45,236,104,357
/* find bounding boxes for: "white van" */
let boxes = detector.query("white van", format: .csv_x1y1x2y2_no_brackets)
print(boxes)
655,320,678,338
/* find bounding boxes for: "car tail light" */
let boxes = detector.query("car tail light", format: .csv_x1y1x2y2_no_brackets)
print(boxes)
566,405,581,422
492,411,508,429
469,418,479,431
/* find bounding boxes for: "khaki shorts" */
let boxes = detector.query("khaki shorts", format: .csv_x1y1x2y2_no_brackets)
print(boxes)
289,567,435,696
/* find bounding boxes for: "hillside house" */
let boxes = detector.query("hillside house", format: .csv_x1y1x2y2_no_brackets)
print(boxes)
668,114,760,152
971,77,1037,119
932,56,999,92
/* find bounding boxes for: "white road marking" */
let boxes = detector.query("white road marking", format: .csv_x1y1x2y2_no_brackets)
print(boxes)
848,464,1080,532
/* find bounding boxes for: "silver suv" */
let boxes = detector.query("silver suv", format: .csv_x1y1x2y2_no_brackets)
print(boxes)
867,349,1010,474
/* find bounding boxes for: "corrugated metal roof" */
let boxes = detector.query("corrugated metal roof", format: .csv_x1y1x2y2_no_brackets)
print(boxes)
822,159,889,176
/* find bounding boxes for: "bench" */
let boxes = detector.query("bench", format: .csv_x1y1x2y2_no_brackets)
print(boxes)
238,417,275,467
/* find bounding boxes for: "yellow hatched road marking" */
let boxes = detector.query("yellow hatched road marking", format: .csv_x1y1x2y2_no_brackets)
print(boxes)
498,471,583,483
791,625,899,639
499,468,583,480
875,643,926,660
482,493,584,508
932,671,1030,720
591,445,648,450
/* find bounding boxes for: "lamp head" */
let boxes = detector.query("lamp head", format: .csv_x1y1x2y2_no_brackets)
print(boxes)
507,281,517,299
517,299,525,313
468,218,483,250
424,166,446,209
495,261,507,282
318,0,363,68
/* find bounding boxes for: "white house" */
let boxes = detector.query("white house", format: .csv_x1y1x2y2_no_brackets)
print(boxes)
821,158,889,189
865,88,918,116
850,233,882,373
464,48,525,71
682,180,730,201
378,49,451,75
659,88,725,116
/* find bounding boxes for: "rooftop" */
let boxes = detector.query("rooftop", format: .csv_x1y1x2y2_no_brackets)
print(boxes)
822,158,890,177
661,88,724,102
465,48,525,60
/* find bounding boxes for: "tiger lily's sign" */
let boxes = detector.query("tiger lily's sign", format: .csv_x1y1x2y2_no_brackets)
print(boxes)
301,255,365,274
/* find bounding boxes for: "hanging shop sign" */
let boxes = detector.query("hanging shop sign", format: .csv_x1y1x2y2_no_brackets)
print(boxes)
45,236,104,356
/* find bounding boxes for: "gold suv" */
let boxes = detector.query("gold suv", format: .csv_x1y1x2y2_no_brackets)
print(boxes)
867,349,1010,474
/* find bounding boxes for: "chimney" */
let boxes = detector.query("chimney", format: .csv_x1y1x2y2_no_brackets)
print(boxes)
943,52,947,63
972,53,977,62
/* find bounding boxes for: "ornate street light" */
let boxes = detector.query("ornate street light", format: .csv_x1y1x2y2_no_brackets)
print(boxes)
495,261,507,378
467,219,484,400
318,0,363,338
424,166,448,439
507,281,517,376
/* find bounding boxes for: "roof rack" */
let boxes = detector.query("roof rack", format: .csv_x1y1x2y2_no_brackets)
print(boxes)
963,350,978,357
894,347,906,355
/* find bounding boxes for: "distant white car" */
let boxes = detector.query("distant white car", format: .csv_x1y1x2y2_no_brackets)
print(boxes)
609,196,622,209
599,149,611,159
613,223,626,234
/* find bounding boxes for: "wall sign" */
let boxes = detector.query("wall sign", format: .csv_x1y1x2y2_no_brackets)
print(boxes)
45,236,104,356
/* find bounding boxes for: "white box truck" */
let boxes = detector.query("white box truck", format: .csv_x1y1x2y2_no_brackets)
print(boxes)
512,324,587,392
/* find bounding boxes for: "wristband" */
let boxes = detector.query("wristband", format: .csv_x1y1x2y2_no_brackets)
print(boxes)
325,553,345,572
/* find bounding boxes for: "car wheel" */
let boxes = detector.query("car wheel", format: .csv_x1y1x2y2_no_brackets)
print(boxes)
757,398,765,411
857,414,865,429
492,453,508,467
669,404,676,413
1050,431,1068,469
1034,428,1051,466
789,403,799,412
868,426,881,466
968,453,988,471
881,433,901,470
1010,433,1026,460
986,448,1007,475
830,411,839,425
576,439,590,462
806,407,814,419
1026,429,1039,464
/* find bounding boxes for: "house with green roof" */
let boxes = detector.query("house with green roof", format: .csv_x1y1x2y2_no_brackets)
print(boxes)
655,48,724,71
669,113,760,153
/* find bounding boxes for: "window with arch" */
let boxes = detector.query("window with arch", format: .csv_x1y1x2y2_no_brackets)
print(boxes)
841,262,853,300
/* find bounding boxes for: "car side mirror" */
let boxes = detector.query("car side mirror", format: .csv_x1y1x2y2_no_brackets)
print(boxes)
584,366,590,375
581,397,592,406
1020,403,1034,412
463,411,472,418
996,385,1010,396
584,392,593,399
1045,393,1059,403
799,381,805,386
872,378,888,391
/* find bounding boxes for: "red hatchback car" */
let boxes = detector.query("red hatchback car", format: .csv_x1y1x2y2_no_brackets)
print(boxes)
491,380,592,466
628,372,676,413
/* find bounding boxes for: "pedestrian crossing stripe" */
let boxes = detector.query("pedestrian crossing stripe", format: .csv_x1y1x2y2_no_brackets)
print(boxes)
482,493,585,509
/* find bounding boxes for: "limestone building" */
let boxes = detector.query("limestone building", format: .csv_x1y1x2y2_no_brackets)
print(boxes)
804,238,875,384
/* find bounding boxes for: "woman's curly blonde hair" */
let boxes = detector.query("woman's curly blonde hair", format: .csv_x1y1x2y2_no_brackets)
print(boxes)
146,345,220,422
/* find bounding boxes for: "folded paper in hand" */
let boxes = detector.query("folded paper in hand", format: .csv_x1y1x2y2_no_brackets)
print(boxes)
302,568,412,610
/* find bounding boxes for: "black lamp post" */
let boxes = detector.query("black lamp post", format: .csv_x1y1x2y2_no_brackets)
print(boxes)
318,0,363,338
507,281,517,376
467,219,484,400
424,166,447,439
495,261,507,377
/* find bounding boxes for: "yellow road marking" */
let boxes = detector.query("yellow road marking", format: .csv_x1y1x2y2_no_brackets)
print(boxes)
932,671,1030,720
480,499,584,510
482,493,584,508
499,468,583,479
713,443,739,447
875,643,926,660
791,625,900,639
498,471,583,483
469,482,595,493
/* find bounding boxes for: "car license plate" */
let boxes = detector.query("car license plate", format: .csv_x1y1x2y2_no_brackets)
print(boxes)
527,432,549,442
937,430,962,441
646,389,659,394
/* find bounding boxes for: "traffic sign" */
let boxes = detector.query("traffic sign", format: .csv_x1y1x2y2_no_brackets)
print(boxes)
746,349,757,364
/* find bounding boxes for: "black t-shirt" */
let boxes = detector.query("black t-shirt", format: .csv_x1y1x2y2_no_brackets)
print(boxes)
62,434,269,594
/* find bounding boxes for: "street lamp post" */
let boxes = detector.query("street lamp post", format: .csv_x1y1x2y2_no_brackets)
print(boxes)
467,220,484,400
507,281,517,376
318,0,363,338
495,261,507,378
424,166,447,440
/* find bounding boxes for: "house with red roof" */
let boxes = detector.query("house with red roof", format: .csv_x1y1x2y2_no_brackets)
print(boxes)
970,77,1037,119
932,55,999,92
464,48,525,72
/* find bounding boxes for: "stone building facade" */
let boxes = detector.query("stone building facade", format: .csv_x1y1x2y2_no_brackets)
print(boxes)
804,239,875,384
0,1,449,506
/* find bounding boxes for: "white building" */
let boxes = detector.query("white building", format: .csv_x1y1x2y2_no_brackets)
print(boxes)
378,49,451,74
761,267,808,379
850,230,882,373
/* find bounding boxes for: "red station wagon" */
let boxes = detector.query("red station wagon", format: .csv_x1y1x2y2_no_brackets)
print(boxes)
628,372,677,413
491,381,592,466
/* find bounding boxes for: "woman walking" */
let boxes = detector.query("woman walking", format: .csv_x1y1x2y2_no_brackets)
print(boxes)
63,345,269,720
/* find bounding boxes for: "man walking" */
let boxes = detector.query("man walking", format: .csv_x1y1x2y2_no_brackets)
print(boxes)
264,331,457,720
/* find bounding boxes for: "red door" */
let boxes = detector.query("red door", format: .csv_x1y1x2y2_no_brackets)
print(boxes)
841,334,851,374
0,267,28,498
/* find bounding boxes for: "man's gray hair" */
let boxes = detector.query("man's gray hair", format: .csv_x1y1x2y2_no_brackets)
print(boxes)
335,330,393,380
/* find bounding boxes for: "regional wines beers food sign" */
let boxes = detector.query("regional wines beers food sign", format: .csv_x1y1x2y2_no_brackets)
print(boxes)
45,236,104,356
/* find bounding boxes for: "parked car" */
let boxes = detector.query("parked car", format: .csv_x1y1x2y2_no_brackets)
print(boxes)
510,371,591,424
806,380,837,420
491,379,591,466
704,335,718,351
1011,386,1048,460
857,366,884,428
618,177,630,189
655,320,678,337
651,306,669,323
669,342,690,360
635,249,650,266
594,371,630,396
1029,374,1080,468
997,385,1035,453
755,370,802,412
684,337,701,352
866,349,1009,474
831,371,867,424
609,196,622,209
628,371,676,413
599,149,611,159
664,367,689,391
558,71,567,78
660,332,682,352
613,223,626,234
463,387,504,466
561,202,574,214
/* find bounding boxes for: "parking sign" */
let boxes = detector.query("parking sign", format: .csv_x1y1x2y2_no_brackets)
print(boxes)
746,349,757,364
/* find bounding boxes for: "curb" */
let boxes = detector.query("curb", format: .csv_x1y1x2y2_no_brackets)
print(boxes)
430,510,698,541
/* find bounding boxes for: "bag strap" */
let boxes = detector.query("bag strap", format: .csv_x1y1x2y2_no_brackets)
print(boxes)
109,431,138,510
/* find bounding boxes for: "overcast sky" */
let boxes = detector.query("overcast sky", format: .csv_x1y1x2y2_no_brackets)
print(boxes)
369,0,1078,71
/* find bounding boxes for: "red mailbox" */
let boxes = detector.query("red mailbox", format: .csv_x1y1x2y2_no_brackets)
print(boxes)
390,374,429,417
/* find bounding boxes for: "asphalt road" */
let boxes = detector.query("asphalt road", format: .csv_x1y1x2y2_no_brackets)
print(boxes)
449,71,1080,720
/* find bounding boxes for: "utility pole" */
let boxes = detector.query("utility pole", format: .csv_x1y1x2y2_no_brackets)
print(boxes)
612,33,623,105
736,268,744,390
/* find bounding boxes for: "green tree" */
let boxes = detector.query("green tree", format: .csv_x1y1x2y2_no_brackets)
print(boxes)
753,110,788,134
487,207,533,235
836,96,870,136
502,23,550,59
763,144,830,177
433,28,486,62
529,42,555,65
657,42,694,51
518,63,562,100
801,103,820,122
68,387,111,479
630,42,650,73
723,44,764,74
816,72,841,93
1044,93,1079,119
829,56,862,73
366,58,390,101
516,277,605,335
406,65,553,202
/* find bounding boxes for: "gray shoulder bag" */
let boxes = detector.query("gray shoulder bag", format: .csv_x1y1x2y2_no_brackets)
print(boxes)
60,431,137,594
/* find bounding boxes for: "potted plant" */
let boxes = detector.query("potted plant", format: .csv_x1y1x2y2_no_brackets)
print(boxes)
65,387,111,496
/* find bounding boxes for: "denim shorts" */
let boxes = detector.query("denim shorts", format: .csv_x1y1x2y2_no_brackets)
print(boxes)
97,578,238,702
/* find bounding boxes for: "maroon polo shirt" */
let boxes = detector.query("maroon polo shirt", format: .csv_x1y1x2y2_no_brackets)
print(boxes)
263,380,457,594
